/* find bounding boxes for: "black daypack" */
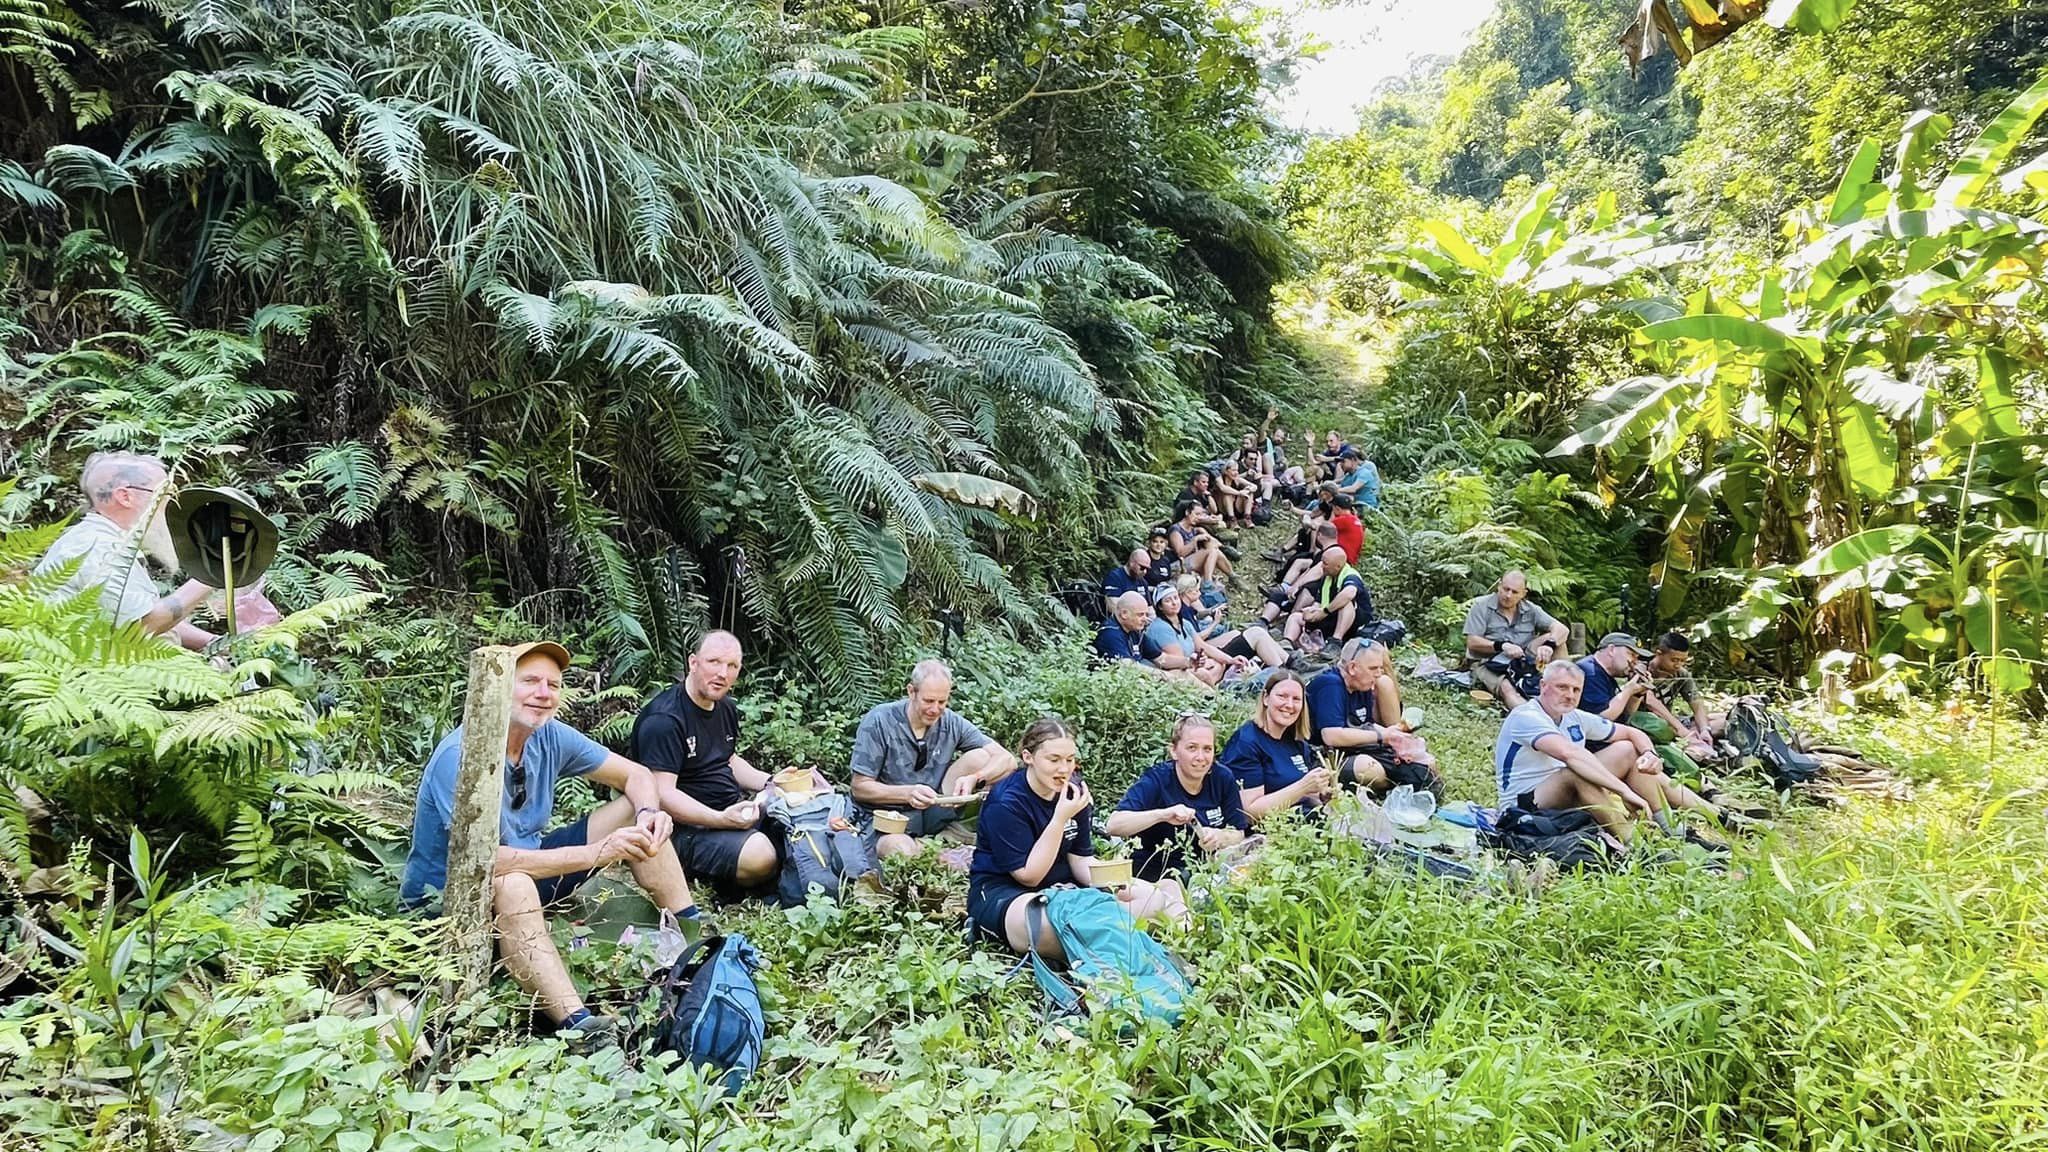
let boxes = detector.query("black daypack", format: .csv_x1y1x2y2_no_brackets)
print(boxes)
1726,697,1823,789
765,791,878,907
1361,618,1407,648
1482,806,1618,871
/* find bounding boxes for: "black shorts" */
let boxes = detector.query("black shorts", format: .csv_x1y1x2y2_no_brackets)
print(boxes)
1222,633,1259,660
966,875,1035,943
670,820,770,884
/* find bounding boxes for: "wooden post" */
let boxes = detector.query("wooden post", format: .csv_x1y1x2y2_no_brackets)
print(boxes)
444,644,515,999
1568,622,1588,657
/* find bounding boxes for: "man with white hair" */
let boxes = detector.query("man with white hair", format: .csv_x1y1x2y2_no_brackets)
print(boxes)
1494,660,1712,843
849,659,1018,859
33,452,218,650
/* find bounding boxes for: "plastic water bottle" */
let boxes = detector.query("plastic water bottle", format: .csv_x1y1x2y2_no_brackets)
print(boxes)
568,921,590,951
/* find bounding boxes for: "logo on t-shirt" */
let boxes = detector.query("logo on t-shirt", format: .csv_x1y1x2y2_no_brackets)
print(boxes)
1061,818,1081,844
686,735,698,756
1566,724,1584,742
1290,755,1306,770
1352,706,1372,724
1200,808,1223,827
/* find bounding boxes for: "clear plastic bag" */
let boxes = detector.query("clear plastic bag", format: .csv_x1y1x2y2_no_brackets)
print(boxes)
1384,784,1437,831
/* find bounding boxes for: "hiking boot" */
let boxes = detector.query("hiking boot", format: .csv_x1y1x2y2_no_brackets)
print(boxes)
557,1014,620,1053
1220,544,1241,561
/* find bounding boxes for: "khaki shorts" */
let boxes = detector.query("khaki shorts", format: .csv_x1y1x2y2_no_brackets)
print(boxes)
1470,661,1512,696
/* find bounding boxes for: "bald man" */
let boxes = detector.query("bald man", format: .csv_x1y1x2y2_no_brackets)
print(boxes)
1281,545,1370,648
1464,569,1569,707
1094,590,1162,665
631,631,784,894
34,452,217,650
1100,547,1154,618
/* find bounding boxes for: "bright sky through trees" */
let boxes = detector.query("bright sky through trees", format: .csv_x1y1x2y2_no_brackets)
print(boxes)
1276,0,1499,134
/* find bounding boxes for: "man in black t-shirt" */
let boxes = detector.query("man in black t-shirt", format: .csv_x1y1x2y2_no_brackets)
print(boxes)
631,630,784,891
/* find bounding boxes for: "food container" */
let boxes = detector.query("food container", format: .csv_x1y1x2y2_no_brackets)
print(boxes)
1091,857,1133,888
871,810,910,836
773,766,816,797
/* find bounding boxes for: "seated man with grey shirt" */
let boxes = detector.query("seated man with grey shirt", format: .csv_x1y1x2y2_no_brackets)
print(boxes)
849,659,1018,860
1463,569,1571,708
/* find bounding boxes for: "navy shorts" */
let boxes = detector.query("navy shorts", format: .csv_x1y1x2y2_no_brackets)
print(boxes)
966,875,1035,944
533,815,596,906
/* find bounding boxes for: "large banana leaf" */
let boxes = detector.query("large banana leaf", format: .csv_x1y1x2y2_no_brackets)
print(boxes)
1826,139,1887,225
1937,72,2048,208
1834,401,1899,498
1548,374,1697,457
1794,525,1928,577
913,472,1040,519
1639,314,1820,359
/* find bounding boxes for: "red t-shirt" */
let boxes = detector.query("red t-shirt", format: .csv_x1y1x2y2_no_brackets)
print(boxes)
1333,512,1364,562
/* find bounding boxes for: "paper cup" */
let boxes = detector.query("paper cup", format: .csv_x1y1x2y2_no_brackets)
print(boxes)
1091,858,1133,888
773,767,815,797
872,810,910,836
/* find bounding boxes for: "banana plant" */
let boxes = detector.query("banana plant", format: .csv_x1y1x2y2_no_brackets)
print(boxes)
1551,71,2048,681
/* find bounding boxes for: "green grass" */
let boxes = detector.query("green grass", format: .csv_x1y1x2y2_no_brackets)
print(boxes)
5,702,2043,1152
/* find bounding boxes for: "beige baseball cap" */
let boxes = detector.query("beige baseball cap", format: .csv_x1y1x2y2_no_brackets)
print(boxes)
505,640,573,670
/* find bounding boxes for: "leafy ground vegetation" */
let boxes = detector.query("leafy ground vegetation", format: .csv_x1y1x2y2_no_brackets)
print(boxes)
6,0,2048,1148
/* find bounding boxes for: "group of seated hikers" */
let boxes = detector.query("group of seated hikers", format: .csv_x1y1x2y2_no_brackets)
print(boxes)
1093,425,1389,682
39,452,1741,1052
395,631,1464,1046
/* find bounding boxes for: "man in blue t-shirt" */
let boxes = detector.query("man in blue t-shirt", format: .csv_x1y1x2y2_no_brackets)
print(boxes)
1100,548,1152,618
1336,448,1383,510
400,641,698,1047
1305,642,1438,796
1575,632,1704,781
1106,715,1249,880
1094,591,1165,666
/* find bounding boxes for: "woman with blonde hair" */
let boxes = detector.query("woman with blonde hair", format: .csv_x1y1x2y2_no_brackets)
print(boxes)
1218,671,1334,821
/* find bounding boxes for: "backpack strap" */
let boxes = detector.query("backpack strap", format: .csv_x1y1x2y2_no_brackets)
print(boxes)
1022,895,1083,1017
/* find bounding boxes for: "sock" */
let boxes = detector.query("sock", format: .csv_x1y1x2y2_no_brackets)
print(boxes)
1653,809,1676,833
562,1008,591,1029
678,905,701,921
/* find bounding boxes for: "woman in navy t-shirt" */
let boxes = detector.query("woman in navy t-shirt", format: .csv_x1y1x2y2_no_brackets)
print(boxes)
1219,670,1334,821
1107,713,1249,880
970,716,1187,957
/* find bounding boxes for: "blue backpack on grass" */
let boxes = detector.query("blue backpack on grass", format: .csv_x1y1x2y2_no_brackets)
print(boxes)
651,932,765,1095
1023,888,1188,1025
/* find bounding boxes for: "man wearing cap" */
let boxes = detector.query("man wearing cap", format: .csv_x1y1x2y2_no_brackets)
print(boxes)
34,452,218,650
1334,449,1381,511
632,631,790,896
399,641,698,1047
849,659,1017,860
1463,570,1570,708
1576,632,1705,781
